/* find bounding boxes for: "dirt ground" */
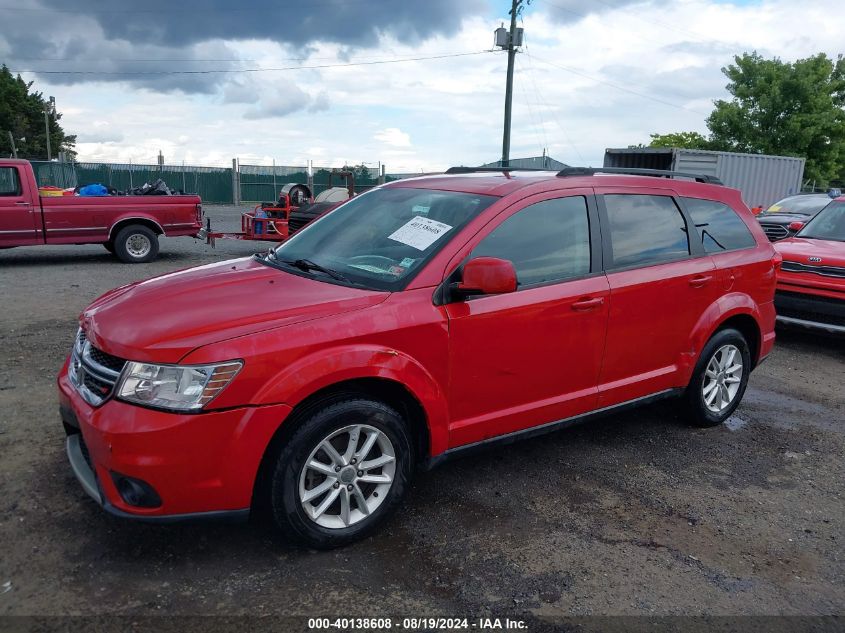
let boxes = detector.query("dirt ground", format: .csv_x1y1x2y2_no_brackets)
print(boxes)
0,205,843,625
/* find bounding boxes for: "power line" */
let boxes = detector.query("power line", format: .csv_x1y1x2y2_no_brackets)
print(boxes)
519,35,587,165
524,51,709,116
12,50,501,76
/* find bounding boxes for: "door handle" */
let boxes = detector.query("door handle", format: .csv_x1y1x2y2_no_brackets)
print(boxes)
571,296,605,311
688,274,713,288
15,201,30,206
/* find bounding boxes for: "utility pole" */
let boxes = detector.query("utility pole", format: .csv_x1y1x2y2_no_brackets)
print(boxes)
7,131,18,159
44,96,55,161
495,0,526,168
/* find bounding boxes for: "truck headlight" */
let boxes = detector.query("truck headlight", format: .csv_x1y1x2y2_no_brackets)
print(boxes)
117,361,242,411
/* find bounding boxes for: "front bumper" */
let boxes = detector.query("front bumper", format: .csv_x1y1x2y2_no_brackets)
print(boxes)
775,290,845,335
58,360,292,521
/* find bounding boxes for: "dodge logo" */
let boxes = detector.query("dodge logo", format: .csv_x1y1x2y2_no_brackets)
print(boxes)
808,256,822,262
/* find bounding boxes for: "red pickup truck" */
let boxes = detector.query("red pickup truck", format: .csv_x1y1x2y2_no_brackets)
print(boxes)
0,159,205,263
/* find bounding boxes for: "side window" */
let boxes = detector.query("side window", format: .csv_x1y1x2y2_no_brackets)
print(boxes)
470,196,591,287
0,167,21,196
604,194,690,268
682,197,757,253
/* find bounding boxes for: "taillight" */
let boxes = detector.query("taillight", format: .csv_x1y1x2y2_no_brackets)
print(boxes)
196,203,203,222
772,251,783,270
788,221,804,231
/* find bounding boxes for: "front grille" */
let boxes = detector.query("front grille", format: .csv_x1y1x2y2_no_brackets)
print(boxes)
782,261,845,279
69,329,127,407
87,346,126,373
759,222,789,241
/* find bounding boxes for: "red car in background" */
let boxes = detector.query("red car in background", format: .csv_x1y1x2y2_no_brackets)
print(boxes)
58,167,779,548
0,159,205,263
774,196,845,335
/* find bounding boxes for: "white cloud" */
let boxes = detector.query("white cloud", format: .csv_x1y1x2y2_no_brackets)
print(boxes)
374,128,412,148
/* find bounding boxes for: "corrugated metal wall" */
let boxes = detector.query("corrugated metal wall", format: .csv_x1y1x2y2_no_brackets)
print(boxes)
677,150,804,209
604,149,805,209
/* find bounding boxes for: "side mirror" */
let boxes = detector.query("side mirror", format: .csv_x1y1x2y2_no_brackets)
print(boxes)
452,256,517,299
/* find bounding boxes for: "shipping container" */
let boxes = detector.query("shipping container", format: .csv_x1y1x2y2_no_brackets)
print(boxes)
603,148,805,209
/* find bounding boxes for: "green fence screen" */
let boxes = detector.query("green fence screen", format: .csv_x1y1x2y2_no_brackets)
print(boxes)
29,161,234,204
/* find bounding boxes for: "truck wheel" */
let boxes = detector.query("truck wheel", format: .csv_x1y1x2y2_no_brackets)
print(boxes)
113,224,159,263
681,328,751,427
269,398,414,549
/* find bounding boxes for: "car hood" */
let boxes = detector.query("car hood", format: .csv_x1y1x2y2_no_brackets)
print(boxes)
775,237,845,267
756,212,809,225
81,257,388,363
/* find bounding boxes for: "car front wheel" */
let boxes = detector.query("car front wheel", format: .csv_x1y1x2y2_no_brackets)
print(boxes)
269,397,413,548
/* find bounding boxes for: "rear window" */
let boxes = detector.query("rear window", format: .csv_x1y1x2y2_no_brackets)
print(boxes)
0,167,21,196
604,194,690,268
683,197,757,253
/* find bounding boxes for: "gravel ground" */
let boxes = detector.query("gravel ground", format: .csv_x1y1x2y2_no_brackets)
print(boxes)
0,205,843,625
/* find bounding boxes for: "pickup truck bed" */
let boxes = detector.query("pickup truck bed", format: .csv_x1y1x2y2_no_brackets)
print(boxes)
0,159,204,263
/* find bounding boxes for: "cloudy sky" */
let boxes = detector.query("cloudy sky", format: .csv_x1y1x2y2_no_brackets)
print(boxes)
2,0,842,172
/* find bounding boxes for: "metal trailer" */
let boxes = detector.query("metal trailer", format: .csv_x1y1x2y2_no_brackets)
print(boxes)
603,148,805,210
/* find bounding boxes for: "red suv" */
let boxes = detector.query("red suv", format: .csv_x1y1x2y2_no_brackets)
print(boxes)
58,167,779,548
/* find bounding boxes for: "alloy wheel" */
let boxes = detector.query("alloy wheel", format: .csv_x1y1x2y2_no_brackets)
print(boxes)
298,424,396,529
702,344,744,413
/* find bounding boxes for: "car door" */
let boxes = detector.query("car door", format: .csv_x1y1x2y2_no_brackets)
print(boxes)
595,187,718,408
0,165,39,247
442,189,610,448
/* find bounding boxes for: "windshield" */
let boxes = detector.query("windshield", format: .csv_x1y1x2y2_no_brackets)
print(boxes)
268,187,498,290
796,201,845,242
764,195,830,216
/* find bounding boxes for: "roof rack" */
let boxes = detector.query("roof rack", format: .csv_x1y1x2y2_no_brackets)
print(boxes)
444,166,551,174
556,166,723,185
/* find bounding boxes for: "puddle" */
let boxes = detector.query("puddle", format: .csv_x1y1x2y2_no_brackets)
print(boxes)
724,415,748,431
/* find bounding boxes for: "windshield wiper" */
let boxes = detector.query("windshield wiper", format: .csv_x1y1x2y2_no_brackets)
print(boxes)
280,258,349,282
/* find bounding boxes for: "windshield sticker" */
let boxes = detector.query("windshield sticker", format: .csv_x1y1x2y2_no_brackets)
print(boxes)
388,216,453,251
399,257,416,268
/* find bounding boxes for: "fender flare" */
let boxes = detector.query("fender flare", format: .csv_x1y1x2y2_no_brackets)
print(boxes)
253,345,450,456
684,293,763,379
108,216,166,241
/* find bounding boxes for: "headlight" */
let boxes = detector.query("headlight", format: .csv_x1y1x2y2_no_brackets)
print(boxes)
117,361,242,411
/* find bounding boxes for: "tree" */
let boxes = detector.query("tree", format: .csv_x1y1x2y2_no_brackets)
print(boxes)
708,52,845,184
644,52,845,184
647,131,713,150
0,65,76,160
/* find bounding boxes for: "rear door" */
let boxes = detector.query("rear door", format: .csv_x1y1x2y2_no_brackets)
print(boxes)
443,189,610,447
595,187,718,407
0,165,40,246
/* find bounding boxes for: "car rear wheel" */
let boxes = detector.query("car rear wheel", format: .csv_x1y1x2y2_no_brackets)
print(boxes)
682,328,751,427
113,224,159,263
269,397,413,548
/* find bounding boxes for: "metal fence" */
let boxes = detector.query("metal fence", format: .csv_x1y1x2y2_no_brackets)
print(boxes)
28,160,407,205
29,160,234,203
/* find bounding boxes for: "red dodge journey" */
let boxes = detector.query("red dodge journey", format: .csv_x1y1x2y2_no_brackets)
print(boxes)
58,167,779,547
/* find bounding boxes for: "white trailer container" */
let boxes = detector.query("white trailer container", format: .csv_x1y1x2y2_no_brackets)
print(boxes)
603,148,805,210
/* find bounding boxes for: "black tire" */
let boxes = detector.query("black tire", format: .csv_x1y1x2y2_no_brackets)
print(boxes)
681,328,751,427
113,224,159,263
288,201,336,233
103,242,115,253
269,397,414,549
